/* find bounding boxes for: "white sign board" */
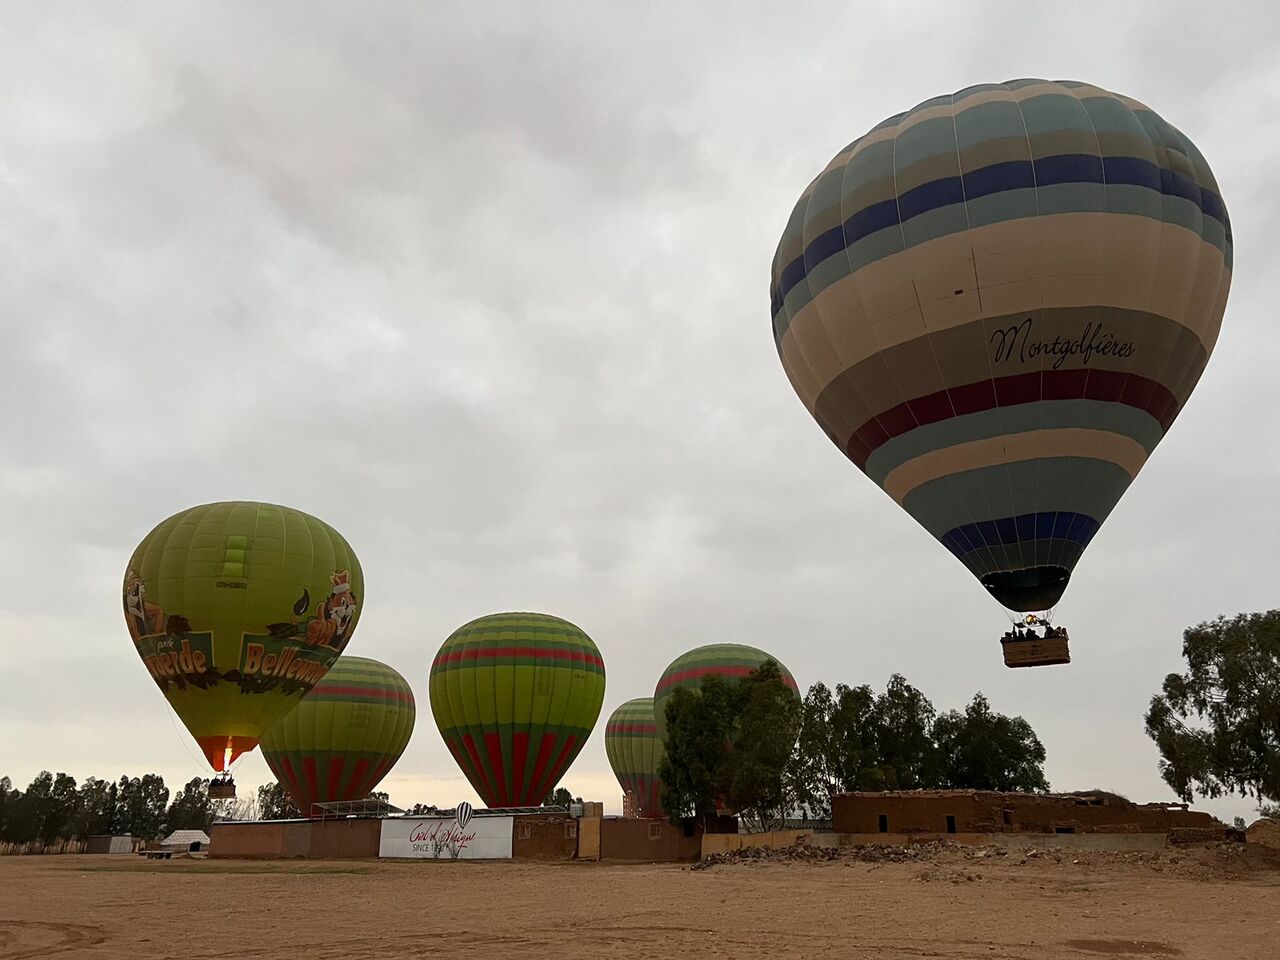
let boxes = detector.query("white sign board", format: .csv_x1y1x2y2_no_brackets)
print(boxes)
379,815,514,860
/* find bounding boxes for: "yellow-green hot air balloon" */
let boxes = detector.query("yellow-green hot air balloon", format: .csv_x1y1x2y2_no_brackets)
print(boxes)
429,612,605,808
604,698,665,818
653,644,797,744
123,501,364,771
771,80,1230,636
260,656,414,816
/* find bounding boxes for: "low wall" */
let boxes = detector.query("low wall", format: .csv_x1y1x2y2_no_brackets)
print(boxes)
596,818,701,862
701,830,839,858
210,819,381,859
512,813,578,861
836,832,1171,852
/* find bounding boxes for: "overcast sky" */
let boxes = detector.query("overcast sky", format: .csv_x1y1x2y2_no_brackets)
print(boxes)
2,1,1278,822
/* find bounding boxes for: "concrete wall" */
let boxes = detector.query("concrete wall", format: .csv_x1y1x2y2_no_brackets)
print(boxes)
597,818,702,862
832,791,1223,836
511,812,578,861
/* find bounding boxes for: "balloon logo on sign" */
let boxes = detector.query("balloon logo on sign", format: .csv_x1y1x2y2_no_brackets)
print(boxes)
455,801,473,832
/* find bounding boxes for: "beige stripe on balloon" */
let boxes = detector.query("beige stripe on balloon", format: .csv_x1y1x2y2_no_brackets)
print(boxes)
881,428,1149,504
779,212,1230,412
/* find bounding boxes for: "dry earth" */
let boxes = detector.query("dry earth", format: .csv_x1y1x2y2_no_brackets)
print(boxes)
0,842,1277,959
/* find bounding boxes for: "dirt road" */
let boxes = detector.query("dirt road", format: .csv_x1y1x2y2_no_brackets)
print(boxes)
0,845,1276,959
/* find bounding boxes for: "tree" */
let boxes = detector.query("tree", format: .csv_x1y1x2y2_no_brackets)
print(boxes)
659,678,736,828
76,778,119,838
543,786,582,809
722,661,802,831
257,782,300,820
406,803,442,816
0,777,15,842
932,693,1049,792
1145,611,1280,810
42,773,80,845
869,674,940,790
167,778,215,832
115,775,169,839
789,682,884,816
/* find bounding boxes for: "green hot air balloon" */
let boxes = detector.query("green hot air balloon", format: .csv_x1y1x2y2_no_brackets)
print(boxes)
429,612,606,808
124,501,363,771
653,644,798,743
604,698,665,819
260,656,415,816
771,80,1230,638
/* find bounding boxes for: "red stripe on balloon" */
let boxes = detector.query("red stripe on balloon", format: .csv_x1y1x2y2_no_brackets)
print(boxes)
845,369,1179,469
326,756,345,803
303,757,319,814
431,646,604,670
484,732,508,807
657,665,798,693
512,731,529,806
461,733,497,806
526,733,558,806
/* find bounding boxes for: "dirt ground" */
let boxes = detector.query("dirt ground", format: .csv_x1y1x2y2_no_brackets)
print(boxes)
1,843,1277,960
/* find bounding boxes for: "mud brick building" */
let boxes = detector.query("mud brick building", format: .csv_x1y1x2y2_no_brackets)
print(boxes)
832,790,1226,837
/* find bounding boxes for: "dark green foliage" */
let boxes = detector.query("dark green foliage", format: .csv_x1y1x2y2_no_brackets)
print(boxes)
1145,611,1280,809
869,674,940,790
660,663,801,831
932,694,1049,792
256,782,301,820
166,778,216,832
544,786,583,809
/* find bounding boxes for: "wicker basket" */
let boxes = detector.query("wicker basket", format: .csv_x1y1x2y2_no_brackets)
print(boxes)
1001,634,1070,668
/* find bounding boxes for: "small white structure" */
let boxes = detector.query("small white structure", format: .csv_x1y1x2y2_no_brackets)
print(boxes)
162,829,211,853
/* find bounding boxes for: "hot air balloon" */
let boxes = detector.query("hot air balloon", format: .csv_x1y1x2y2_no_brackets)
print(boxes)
653,644,797,743
259,656,414,816
604,698,665,818
124,501,363,783
771,79,1230,666
429,612,606,808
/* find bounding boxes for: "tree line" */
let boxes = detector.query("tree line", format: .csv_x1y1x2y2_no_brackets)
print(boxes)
0,770,582,848
659,665,1048,831
0,773,315,847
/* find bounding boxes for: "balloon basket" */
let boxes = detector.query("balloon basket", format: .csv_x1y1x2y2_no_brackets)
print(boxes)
1001,631,1071,668
208,775,236,800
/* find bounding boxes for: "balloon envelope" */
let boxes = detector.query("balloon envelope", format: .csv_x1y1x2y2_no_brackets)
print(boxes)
771,79,1231,612
653,644,797,743
604,698,666,818
123,501,364,770
429,612,606,808
260,656,415,815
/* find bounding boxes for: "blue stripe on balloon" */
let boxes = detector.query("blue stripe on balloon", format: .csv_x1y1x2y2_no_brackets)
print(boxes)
772,152,1230,317
939,511,1101,559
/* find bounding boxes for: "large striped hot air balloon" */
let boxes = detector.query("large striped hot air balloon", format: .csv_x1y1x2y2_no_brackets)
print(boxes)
124,501,363,772
771,80,1230,652
429,612,606,808
604,698,665,818
653,644,797,743
260,656,415,816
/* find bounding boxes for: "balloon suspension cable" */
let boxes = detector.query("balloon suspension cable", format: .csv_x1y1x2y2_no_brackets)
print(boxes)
164,701,216,778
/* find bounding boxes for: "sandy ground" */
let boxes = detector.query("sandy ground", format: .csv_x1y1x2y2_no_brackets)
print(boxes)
0,844,1277,959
